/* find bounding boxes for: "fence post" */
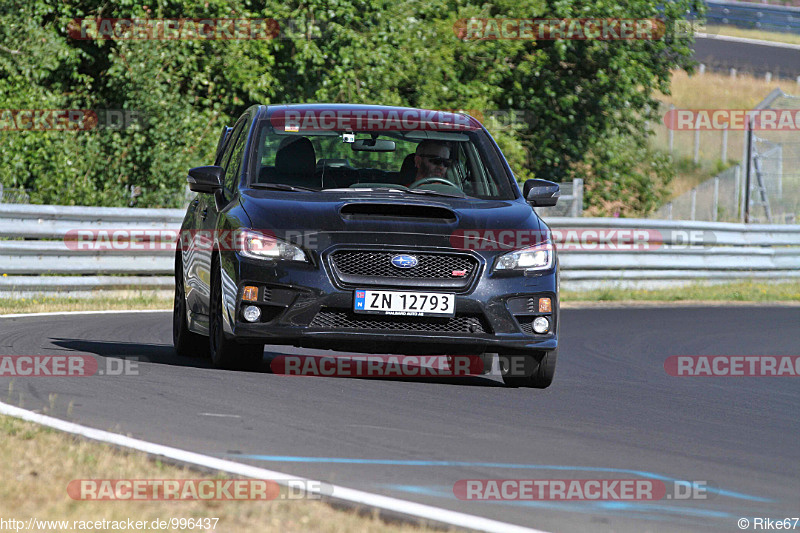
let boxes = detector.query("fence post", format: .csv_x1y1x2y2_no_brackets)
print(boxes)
690,189,697,220
668,104,674,153
713,176,719,222
572,178,584,217
777,144,783,198
740,116,749,223
734,165,740,223
721,127,728,162
744,116,754,223
667,202,673,220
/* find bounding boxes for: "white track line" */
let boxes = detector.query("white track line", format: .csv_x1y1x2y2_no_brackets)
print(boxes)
0,309,170,318
0,404,546,533
696,33,800,51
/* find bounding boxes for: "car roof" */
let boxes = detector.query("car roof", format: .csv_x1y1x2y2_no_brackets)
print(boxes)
258,103,484,130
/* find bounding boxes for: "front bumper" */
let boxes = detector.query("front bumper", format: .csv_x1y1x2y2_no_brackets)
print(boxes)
225,250,559,355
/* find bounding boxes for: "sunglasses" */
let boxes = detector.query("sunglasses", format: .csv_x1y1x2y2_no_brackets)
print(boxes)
419,154,453,167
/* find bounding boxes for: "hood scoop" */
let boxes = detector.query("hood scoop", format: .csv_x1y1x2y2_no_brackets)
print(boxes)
339,202,457,223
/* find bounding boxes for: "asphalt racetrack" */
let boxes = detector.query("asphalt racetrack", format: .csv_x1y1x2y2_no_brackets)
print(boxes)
1,306,798,532
693,36,800,78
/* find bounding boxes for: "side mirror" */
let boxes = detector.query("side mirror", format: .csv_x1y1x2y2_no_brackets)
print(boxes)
523,179,560,207
187,166,224,193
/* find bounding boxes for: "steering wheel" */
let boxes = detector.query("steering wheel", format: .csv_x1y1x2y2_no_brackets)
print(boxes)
408,177,460,189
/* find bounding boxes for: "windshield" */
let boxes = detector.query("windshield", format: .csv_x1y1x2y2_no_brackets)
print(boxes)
249,121,516,200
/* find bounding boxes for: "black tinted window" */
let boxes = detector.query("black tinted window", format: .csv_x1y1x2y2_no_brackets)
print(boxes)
222,120,246,193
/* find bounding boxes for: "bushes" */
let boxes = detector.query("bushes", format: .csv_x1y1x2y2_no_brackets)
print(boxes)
0,0,699,214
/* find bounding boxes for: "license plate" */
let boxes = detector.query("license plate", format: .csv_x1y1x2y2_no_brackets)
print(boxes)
354,289,455,317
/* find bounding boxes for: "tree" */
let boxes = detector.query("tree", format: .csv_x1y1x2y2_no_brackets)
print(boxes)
0,0,700,214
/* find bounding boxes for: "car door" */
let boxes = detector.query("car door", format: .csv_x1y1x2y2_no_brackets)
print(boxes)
185,119,244,319
194,117,249,317
183,126,234,323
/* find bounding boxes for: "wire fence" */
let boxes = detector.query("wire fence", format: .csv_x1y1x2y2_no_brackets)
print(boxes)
652,89,800,224
0,185,30,204
747,91,800,223
651,166,742,222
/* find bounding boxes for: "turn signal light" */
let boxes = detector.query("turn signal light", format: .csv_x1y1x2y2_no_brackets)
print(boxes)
539,298,552,313
243,286,259,301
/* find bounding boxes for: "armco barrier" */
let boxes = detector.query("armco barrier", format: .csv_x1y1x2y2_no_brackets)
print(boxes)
0,204,798,295
706,0,800,33
548,217,800,290
0,204,181,297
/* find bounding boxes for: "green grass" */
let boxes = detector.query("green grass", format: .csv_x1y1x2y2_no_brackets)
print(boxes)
705,25,800,46
0,293,171,314
562,280,800,303
0,416,433,533
0,281,797,316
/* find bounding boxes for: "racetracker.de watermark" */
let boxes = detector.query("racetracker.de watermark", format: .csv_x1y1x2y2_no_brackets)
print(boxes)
67,18,327,40
63,228,716,253
67,479,331,500
449,228,715,251
270,108,480,132
664,109,800,131
0,109,147,131
0,356,138,377
665,356,800,377
453,18,665,40
453,479,712,500
437,108,538,129
270,354,485,377
62,229,311,252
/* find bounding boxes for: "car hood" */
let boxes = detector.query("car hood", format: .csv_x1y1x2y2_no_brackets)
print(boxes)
239,189,546,251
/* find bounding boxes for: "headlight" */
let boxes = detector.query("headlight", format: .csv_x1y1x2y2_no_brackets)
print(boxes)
240,230,308,262
494,242,553,272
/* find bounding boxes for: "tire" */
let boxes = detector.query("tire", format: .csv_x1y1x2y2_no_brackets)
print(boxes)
499,349,557,388
446,354,493,375
173,252,209,358
209,254,264,371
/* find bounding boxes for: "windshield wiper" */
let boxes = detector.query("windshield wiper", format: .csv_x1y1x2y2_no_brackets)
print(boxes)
251,183,317,192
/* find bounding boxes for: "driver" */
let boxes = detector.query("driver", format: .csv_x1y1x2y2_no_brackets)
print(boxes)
412,140,452,182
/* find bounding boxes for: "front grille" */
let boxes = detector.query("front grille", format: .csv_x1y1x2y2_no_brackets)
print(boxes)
330,251,477,279
328,250,480,290
309,309,489,334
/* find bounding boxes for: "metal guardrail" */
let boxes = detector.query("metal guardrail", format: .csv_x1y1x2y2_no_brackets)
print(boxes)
548,217,800,289
0,205,798,295
706,0,800,32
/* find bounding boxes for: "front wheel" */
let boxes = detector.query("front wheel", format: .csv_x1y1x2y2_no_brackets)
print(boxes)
499,349,557,388
173,253,209,358
209,254,264,371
